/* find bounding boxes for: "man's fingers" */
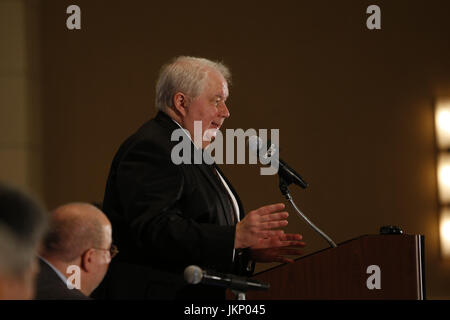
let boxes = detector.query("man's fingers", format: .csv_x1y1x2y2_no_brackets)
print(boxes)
259,211,289,222
273,240,306,248
261,220,288,229
256,203,285,216
282,241,306,248
276,256,295,264
266,230,285,237
254,235,285,249
279,233,303,241
265,240,306,249
258,230,285,239
254,238,306,250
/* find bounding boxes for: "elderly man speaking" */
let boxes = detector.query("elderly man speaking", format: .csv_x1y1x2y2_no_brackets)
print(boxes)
95,56,305,300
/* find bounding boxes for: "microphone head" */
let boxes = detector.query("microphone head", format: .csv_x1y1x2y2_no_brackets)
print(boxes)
249,135,278,158
184,265,203,285
248,135,263,153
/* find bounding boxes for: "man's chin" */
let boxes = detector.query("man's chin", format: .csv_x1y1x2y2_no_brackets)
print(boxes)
203,129,219,142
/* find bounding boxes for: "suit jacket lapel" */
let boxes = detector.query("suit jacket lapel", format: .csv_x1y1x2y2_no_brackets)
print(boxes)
155,111,236,226
197,163,234,226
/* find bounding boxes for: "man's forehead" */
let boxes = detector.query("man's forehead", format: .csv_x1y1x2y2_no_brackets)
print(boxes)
221,81,229,97
215,87,229,99
205,70,228,94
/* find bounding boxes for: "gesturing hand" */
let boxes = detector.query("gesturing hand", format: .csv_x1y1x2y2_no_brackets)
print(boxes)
249,233,306,263
234,203,289,249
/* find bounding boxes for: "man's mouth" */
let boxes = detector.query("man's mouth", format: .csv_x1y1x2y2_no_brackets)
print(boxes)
211,122,221,129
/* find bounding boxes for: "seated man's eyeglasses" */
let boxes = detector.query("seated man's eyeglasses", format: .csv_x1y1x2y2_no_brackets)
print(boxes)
93,244,119,259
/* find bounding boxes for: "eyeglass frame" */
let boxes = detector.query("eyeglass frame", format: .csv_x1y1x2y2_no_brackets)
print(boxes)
92,244,119,259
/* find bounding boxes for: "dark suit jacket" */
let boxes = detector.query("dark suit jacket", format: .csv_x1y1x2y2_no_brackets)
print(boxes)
34,258,90,300
94,111,252,300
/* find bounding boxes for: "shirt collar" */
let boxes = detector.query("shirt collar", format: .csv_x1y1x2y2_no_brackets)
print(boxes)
39,256,68,284
171,119,201,150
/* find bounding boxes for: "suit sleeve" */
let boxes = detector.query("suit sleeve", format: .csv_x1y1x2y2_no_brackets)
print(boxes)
115,140,236,272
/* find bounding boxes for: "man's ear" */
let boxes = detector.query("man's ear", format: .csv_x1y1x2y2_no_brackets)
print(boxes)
173,92,189,117
81,249,95,273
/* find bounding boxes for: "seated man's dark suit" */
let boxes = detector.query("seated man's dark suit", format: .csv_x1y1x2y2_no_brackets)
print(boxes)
94,111,252,300
34,258,90,300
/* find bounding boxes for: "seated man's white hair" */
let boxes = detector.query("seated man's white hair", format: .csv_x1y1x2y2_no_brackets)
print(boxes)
155,56,231,112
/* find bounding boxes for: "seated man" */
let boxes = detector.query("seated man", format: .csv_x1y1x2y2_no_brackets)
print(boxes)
35,203,115,300
0,183,48,300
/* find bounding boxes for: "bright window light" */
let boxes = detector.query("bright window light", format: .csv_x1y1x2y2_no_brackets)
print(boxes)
437,153,450,202
435,99,450,149
440,208,450,258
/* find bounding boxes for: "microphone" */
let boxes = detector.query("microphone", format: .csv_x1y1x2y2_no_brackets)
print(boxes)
184,265,269,292
248,136,308,189
248,136,337,248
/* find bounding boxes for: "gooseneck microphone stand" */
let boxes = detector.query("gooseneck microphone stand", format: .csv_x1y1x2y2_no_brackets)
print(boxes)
279,176,337,248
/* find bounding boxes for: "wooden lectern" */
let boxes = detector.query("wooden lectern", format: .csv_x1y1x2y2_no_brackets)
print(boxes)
245,234,425,300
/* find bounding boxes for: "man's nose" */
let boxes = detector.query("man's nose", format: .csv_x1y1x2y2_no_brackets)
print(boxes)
220,102,230,118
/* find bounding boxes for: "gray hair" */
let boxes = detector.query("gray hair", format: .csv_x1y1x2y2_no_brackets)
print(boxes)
0,184,48,277
0,225,37,277
155,56,231,111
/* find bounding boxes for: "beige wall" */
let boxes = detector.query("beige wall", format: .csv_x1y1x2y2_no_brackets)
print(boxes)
0,0,43,202
2,0,450,298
